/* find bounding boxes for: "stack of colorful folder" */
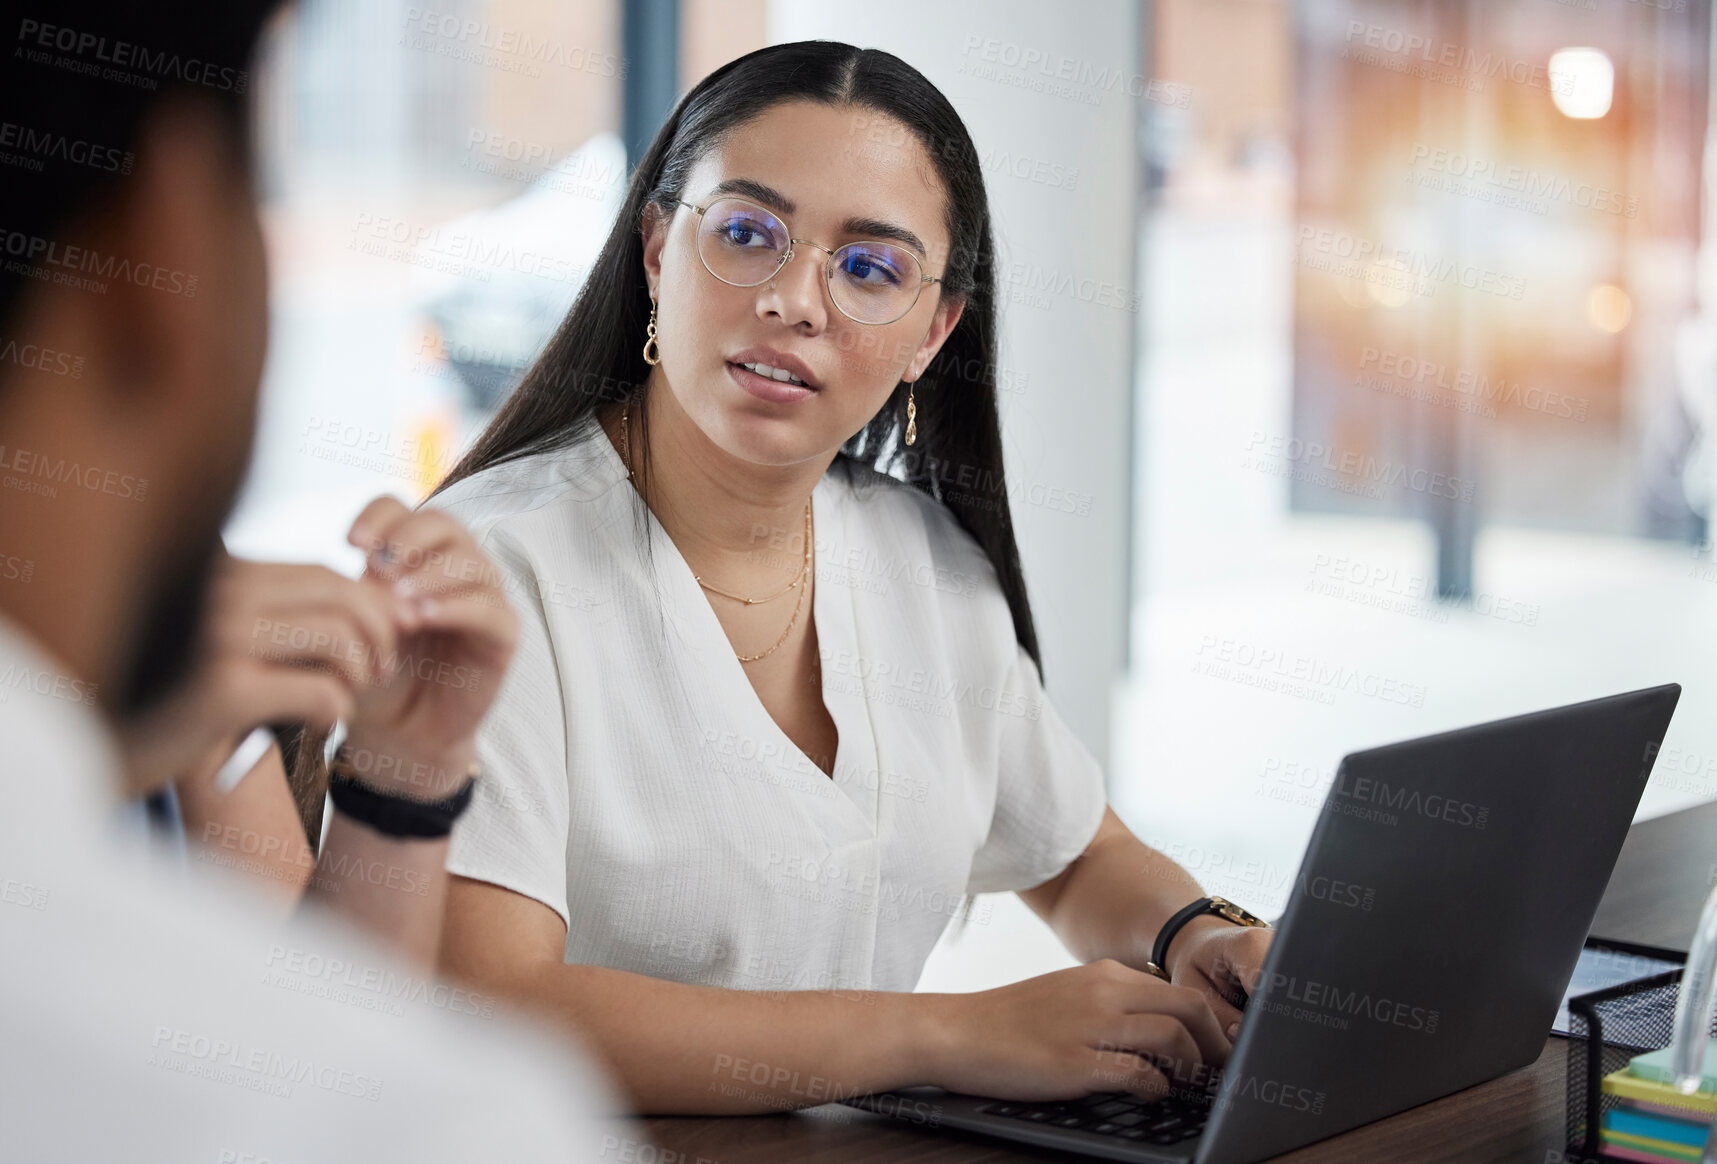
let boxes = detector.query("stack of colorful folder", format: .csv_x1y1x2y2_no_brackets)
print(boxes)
1598,1042,1717,1163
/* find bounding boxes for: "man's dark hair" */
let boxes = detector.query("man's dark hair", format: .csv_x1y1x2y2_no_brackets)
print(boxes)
0,1,282,329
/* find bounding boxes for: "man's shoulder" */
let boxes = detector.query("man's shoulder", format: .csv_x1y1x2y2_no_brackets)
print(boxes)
0,842,629,1161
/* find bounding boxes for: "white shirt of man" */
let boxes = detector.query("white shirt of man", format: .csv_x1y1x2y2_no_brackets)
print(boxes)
0,614,639,1163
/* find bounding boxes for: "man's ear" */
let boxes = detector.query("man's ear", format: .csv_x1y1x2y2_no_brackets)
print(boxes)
906,293,966,381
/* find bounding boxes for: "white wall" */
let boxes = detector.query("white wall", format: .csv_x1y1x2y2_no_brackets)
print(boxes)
768,1,1141,774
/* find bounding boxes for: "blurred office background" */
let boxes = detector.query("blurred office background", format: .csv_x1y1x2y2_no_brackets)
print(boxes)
227,0,1717,993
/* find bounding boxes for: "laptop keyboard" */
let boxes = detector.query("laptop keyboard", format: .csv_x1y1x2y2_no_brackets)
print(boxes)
977,1089,1213,1144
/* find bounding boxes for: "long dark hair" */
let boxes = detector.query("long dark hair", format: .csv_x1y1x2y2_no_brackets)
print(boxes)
431,39,1042,675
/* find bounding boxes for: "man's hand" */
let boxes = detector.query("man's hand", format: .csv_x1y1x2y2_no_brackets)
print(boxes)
122,551,401,794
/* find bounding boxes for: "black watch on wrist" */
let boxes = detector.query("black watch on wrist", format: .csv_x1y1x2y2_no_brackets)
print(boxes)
326,744,481,840
1140,895,1269,982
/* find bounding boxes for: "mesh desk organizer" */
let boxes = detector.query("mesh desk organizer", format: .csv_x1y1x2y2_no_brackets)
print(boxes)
1566,886,1717,1164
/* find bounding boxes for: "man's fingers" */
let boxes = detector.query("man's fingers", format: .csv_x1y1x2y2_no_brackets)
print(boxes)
244,609,390,692
276,572,400,685
224,667,354,732
214,563,401,683
293,574,402,684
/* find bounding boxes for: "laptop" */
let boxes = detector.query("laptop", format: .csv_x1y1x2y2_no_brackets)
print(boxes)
845,684,1681,1163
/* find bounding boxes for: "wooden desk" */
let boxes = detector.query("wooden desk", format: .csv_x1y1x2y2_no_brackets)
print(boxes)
640,800,1717,1163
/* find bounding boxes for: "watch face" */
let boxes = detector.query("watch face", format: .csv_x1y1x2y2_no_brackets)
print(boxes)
1211,897,1265,926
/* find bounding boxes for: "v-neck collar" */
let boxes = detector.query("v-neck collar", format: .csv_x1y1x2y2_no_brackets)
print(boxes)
587,423,879,835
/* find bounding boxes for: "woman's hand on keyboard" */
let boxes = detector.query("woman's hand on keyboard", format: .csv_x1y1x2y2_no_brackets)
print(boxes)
1167,917,1273,1040
920,958,1231,1104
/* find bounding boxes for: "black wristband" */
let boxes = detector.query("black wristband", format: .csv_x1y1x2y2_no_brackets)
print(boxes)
327,766,477,839
1151,896,1218,974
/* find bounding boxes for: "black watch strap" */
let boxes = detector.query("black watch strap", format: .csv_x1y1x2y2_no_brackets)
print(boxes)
327,766,478,839
1151,896,1218,974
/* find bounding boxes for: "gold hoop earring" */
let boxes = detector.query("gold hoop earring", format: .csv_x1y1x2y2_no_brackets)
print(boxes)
904,379,917,446
642,296,661,366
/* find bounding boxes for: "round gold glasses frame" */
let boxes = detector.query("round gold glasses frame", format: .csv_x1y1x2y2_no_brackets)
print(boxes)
677,196,943,326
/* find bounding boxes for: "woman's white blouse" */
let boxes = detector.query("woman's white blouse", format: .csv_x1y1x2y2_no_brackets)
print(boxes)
432,423,1107,994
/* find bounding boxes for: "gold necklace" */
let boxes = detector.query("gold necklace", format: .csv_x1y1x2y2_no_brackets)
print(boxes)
619,400,816,663
696,501,811,604
730,541,810,662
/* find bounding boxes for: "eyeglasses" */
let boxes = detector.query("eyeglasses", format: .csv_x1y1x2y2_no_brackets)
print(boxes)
678,196,942,326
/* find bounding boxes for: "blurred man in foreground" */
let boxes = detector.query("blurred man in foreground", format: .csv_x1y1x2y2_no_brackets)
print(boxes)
0,4,628,1158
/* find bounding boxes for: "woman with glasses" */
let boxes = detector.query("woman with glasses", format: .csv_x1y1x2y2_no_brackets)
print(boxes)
426,40,1275,1114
